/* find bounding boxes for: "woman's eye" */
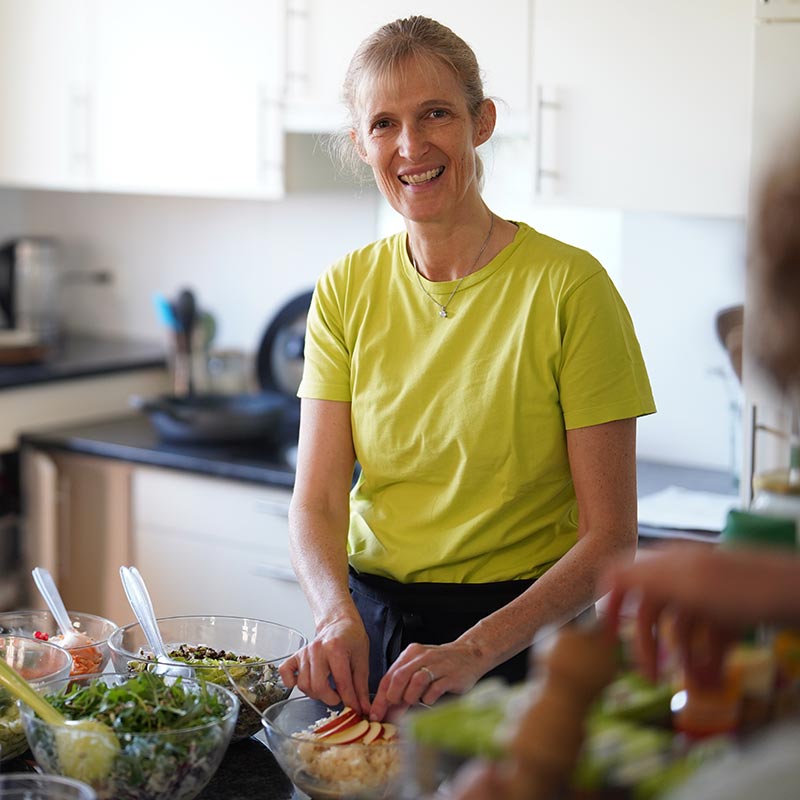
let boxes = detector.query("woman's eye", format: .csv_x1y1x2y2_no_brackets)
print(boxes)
371,119,391,131
429,109,448,119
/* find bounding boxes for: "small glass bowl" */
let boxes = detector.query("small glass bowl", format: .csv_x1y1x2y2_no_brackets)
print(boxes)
0,774,98,799
0,634,73,761
262,695,404,800
0,610,117,676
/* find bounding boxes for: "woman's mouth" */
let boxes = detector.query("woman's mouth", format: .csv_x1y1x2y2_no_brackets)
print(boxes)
400,167,444,185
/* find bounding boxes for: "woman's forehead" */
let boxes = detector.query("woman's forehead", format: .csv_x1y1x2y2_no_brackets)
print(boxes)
356,54,460,114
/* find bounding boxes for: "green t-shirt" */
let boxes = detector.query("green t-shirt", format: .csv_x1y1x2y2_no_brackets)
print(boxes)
299,222,656,583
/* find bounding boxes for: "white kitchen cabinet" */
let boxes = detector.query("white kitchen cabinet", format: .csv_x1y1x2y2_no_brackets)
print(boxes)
133,468,314,641
283,0,531,136
90,0,286,199
531,0,754,216
0,0,91,191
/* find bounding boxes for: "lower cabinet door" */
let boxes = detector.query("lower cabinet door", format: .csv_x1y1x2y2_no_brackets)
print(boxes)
132,468,314,641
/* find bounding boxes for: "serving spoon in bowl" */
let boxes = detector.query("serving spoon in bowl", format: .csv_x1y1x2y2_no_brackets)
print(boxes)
119,566,193,679
0,659,120,782
31,567,94,651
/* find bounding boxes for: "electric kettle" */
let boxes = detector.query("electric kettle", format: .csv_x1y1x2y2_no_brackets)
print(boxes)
0,237,62,344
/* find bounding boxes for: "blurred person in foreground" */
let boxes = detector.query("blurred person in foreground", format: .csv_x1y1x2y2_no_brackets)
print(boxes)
448,135,800,800
278,15,655,721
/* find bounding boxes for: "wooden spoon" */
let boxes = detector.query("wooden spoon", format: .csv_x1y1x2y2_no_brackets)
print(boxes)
0,659,119,783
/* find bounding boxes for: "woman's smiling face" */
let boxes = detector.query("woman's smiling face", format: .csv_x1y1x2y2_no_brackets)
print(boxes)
352,55,494,225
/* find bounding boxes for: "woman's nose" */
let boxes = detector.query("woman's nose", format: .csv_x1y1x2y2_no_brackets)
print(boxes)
398,123,428,160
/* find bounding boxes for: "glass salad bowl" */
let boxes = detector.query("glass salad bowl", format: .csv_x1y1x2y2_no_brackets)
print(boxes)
19,671,238,800
107,614,306,740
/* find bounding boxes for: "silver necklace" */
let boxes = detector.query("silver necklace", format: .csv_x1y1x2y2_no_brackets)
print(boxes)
411,212,495,318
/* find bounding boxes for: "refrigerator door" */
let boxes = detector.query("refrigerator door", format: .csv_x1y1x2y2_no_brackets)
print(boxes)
741,13,800,501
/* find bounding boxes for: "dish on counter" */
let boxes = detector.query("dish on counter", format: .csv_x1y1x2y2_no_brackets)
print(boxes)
19,671,238,800
0,635,74,762
107,615,306,740
262,696,405,800
0,610,117,677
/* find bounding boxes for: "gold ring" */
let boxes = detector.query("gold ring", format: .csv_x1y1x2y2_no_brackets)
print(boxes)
418,666,436,683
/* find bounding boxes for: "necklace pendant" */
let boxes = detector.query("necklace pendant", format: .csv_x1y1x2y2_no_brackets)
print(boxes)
439,307,448,318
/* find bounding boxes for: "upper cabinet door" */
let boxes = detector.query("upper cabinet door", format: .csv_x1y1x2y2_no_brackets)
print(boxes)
0,0,91,191
90,0,286,199
532,0,754,216
283,0,531,136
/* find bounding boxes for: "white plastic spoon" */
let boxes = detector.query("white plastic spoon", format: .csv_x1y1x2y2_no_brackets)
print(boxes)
119,566,193,678
31,567,93,650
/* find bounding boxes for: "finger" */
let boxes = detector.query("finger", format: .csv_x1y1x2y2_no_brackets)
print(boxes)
278,656,298,689
327,651,362,715
308,653,342,708
351,653,372,718
635,597,664,681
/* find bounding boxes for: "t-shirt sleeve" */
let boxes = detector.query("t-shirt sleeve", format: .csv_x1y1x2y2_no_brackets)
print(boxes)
558,270,656,429
297,269,352,402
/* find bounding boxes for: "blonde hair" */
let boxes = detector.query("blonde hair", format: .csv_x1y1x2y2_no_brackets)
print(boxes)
327,16,488,183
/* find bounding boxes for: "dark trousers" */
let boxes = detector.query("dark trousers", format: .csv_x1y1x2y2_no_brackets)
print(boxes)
348,568,536,694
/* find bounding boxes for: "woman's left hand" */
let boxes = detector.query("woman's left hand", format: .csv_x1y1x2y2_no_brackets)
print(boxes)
369,640,487,721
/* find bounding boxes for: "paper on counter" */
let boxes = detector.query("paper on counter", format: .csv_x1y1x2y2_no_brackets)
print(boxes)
637,485,740,533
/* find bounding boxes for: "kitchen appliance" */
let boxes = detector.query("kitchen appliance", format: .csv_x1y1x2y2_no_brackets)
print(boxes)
0,237,62,347
256,289,313,396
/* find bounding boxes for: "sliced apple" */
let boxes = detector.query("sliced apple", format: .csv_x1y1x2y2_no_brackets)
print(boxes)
322,718,371,744
362,720,383,745
381,722,398,741
314,708,357,736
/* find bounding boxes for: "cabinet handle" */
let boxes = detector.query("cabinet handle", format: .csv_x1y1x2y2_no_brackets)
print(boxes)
257,85,284,188
69,88,91,178
285,0,309,97
535,84,560,194
252,563,299,583
254,498,290,517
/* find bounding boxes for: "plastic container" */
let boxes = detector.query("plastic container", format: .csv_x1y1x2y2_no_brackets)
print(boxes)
0,774,97,799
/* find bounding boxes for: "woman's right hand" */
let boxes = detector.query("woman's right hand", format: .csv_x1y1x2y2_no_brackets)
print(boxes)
278,614,372,717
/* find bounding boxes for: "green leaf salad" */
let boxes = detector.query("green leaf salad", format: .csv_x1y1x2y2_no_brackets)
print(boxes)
22,672,237,800
129,644,289,740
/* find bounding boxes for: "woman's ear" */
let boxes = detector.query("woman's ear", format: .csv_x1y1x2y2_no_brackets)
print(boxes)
350,129,369,164
474,99,496,147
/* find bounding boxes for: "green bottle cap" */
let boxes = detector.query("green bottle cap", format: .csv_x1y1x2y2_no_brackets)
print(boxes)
721,509,797,550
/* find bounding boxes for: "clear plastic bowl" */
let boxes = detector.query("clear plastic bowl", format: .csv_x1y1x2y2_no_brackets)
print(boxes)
19,671,238,800
107,614,306,740
0,610,117,676
262,695,404,800
0,634,74,761
0,774,98,799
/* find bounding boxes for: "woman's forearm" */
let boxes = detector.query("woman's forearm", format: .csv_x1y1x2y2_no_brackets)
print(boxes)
288,500,360,632
457,525,637,672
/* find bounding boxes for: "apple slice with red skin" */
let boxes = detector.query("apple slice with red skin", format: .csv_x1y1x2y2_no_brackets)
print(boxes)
381,722,398,741
322,718,371,744
314,708,358,736
361,720,384,745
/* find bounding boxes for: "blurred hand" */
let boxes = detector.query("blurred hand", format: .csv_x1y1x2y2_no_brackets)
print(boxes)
278,616,371,716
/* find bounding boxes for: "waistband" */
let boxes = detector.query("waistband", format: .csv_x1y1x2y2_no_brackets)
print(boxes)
348,567,535,611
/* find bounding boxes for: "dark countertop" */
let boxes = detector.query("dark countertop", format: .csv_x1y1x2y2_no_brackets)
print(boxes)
20,409,299,487
0,334,166,390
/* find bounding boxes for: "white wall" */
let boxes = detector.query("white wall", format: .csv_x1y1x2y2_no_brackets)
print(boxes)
0,186,379,355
